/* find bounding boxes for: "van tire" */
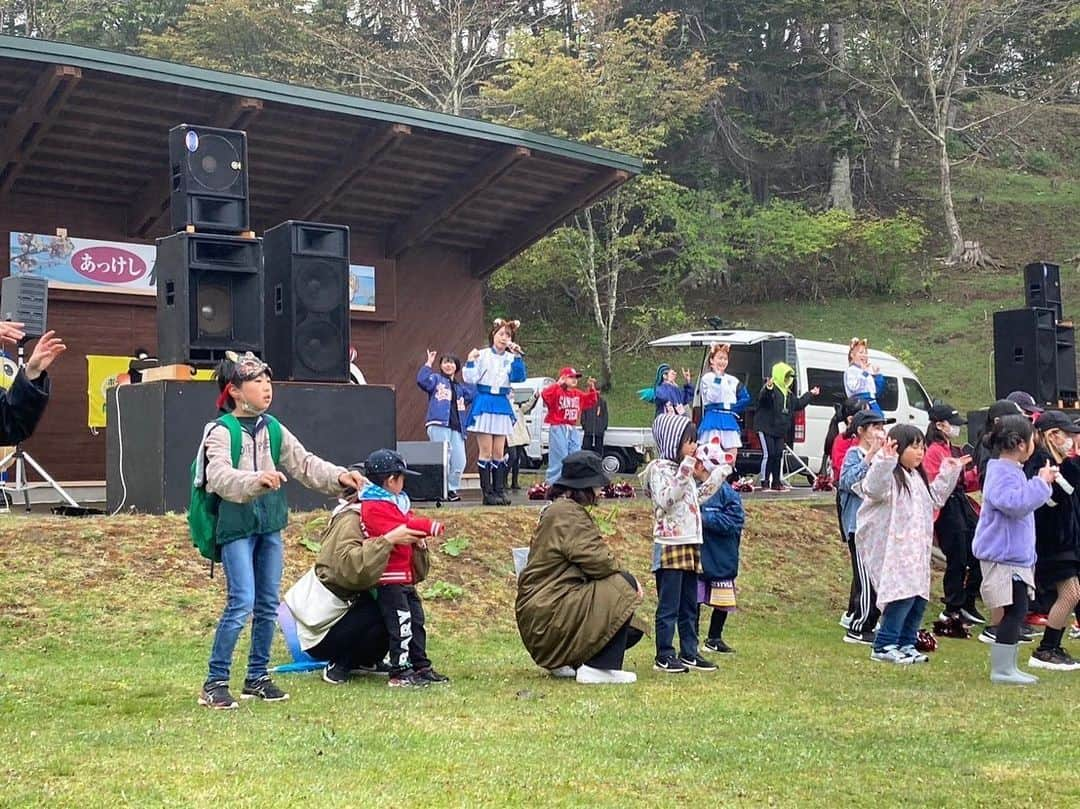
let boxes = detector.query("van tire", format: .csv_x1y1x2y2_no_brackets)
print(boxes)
600,450,625,475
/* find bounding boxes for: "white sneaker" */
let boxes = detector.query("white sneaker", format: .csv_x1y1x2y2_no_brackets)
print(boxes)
899,645,930,664
840,613,853,629
546,665,577,678
575,665,637,684
870,645,913,665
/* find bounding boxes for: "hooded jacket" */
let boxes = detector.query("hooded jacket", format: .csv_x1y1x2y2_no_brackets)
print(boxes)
1023,446,1080,572
359,483,443,585
756,362,813,438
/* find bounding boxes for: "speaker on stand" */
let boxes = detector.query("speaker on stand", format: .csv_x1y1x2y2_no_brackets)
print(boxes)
1024,261,1062,322
169,124,250,234
155,233,264,365
262,221,351,382
993,307,1059,405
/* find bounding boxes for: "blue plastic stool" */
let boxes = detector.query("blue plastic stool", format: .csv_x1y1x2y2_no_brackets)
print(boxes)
272,602,326,674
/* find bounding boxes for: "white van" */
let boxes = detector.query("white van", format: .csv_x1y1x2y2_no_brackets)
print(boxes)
649,330,933,479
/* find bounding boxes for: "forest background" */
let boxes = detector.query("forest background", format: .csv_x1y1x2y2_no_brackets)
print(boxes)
3,0,1078,423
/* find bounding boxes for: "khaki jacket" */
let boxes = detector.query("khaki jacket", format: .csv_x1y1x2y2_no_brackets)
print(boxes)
204,416,347,503
515,498,642,669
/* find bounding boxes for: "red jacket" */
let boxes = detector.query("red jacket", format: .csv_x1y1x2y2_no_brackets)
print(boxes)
541,383,599,427
831,433,857,484
360,499,443,585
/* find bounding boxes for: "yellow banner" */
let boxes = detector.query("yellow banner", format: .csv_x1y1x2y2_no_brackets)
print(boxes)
86,356,215,428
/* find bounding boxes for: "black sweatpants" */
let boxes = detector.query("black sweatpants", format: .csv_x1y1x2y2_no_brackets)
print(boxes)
376,584,431,674
759,432,784,488
847,532,881,633
939,524,982,613
582,433,605,455
307,595,389,669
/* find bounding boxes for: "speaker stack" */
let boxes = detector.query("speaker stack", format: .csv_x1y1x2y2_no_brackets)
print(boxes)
156,124,351,378
993,261,1076,406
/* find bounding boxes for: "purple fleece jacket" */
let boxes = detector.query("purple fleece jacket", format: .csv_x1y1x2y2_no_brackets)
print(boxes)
972,458,1052,567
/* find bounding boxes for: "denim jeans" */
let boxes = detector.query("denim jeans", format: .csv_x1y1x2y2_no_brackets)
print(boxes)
654,568,700,659
427,425,466,491
873,595,927,651
206,531,283,683
546,424,583,485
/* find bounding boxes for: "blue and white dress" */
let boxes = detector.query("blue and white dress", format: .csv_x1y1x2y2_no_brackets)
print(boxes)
698,372,750,448
463,348,526,436
844,364,885,416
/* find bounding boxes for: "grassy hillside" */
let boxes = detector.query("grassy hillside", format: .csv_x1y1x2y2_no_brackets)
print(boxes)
2,503,1079,806
518,104,1080,427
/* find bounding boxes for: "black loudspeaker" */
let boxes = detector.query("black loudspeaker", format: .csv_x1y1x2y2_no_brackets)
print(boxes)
155,232,263,365
0,275,48,339
169,124,249,234
106,381,397,514
1024,261,1062,321
993,307,1058,405
397,441,449,503
1057,324,1077,402
262,221,350,382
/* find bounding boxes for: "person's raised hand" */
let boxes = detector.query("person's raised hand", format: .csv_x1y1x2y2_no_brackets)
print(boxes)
682,368,692,383
1038,459,1059,485
338,469,369,492
257,470,287,490
24,330,66,380
880,437,898,459
0,321,26,346
943,454,973,471
765,378,774,390
426,349,438,366
467,348,481,362
810,386,821,396
586,376,597,390
385,524,426,545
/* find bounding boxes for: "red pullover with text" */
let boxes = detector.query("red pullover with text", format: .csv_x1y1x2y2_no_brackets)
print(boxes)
360,494,444,585
541,383,599,427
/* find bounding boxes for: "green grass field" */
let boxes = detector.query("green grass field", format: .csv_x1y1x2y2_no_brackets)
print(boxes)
2,503,1078,807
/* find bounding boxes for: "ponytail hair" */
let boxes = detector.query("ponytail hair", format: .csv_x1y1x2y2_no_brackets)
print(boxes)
888,424,928,496
983,414,1034,454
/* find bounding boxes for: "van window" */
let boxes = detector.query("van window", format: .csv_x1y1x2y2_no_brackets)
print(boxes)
903,377,931,412
806,368,845,407
879,377,899,411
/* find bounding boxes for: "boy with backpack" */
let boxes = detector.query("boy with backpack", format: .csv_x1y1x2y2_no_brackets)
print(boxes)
191,351,366,709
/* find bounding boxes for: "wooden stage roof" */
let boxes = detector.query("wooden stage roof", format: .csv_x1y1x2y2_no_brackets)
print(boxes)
0,35,641,276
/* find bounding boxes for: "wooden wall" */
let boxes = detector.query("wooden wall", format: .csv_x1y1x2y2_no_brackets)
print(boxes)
1,204,487,482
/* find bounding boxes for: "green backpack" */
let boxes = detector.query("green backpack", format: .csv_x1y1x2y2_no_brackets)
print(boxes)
189,413,283,564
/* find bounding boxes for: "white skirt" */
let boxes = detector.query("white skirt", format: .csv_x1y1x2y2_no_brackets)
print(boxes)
468,412,514,437
698,428,742,449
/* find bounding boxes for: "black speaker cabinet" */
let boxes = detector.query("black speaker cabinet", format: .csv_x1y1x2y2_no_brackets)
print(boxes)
263,220,350,382
105,381,397,514
1024,261,1062,321
397,441,449,503
0,275,48,339
155,232,263,365
993,307,1058,404
169,124,249,233
1057,324,1077,403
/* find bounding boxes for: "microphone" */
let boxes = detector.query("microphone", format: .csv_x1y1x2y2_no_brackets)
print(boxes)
509,342,526,357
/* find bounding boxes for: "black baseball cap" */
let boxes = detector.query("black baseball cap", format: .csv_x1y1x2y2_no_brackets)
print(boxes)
987,399,1023,422
1034,411,1080,434
1006,390,1044,415
846,410,896,437
356,449,421,476
928,403,966,425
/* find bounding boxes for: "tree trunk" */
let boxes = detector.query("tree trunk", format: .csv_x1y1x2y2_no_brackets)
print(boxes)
890,133,902,171
938,140,964,264
827,153,854,212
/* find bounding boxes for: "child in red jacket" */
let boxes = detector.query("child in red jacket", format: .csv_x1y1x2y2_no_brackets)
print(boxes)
358,449,448,687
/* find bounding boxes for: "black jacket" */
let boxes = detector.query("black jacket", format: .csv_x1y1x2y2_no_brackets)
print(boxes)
755,384,812,438
581,396,608,437
0,370,50,445
1024,446,1080,566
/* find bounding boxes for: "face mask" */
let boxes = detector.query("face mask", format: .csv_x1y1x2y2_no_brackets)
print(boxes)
237,395,268,417
1057,437,1074,454
947,424,962,439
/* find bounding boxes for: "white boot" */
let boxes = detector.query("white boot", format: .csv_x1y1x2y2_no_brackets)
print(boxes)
575,665,637,684
990,643,1038,685
546,665,577,678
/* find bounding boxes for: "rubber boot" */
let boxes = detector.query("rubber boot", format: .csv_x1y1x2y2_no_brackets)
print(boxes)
479,463,500,506
990,642,1038,685
492,461,511,505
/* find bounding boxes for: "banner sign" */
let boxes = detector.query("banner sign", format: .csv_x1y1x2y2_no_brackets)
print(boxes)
85,354,215,428
9,232,376,310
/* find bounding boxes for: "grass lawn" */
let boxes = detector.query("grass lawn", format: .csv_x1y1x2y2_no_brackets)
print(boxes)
1,503,1077,807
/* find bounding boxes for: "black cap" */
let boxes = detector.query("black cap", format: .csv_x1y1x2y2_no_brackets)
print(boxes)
846,410,895,438
553,451,611,490
1034,411,1080,434
356,449,421,477
1006,390,1044,415
987,399,1024,422
928,403,966,425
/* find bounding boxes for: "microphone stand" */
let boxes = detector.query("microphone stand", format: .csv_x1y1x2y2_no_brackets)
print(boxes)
0,340,81,513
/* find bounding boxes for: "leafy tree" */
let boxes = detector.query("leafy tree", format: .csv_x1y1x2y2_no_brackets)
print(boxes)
1,1,189,49
485,12,723,388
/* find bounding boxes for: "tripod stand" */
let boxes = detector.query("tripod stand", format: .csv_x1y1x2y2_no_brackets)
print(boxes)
0,342,81,513
780,444,816,486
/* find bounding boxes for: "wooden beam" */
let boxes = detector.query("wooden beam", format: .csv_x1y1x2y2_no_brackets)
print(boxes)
385,146,530,258
470,168,630,278
126,96,264,238
272,123,411,224
0,64,82,196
